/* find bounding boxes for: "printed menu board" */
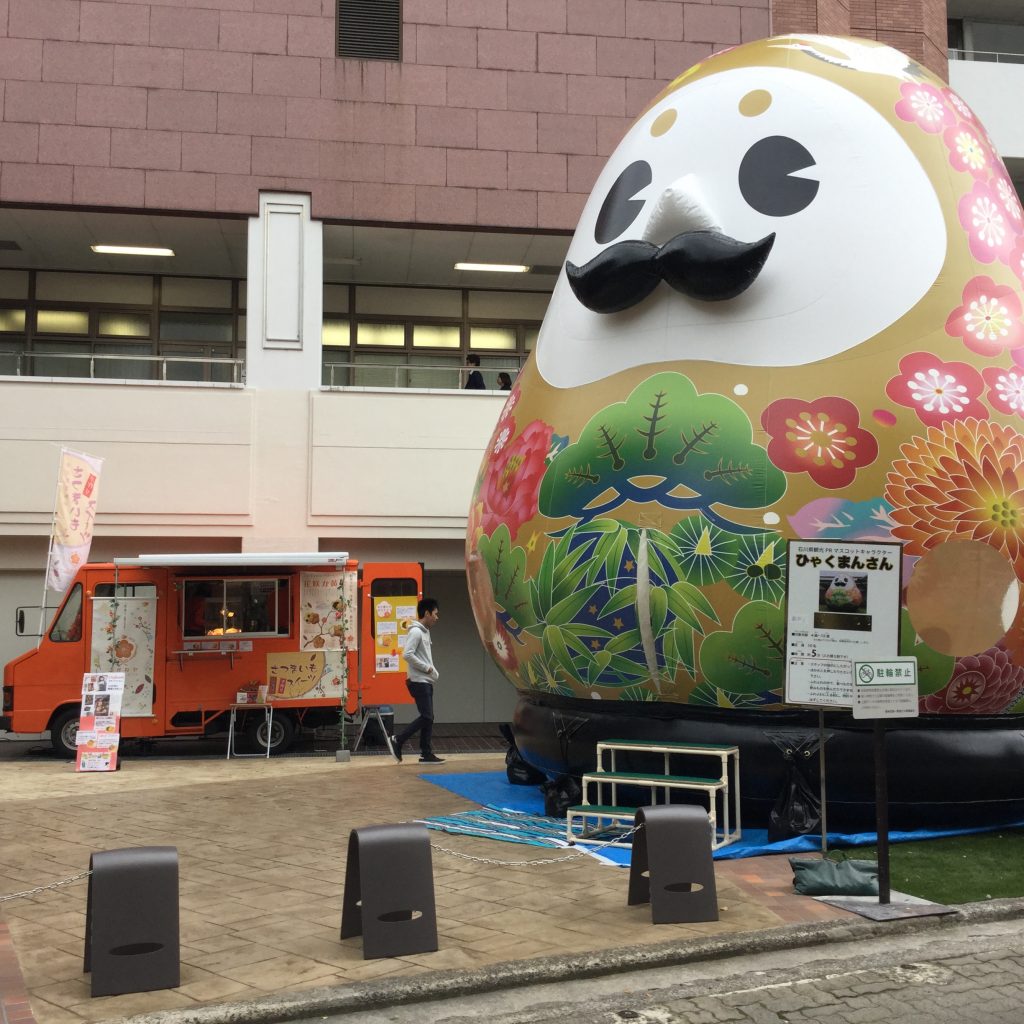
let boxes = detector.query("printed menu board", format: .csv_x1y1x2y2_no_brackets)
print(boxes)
75,672,125,772
373,596,418,673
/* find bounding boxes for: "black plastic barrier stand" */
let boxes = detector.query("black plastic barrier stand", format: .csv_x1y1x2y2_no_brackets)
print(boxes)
340,823,438,959
84,846,180,997
628,805,719,924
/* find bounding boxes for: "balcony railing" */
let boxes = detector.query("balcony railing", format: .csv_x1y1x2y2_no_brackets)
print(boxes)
948,48,1024,64
0,349,244,384
322,361,519,390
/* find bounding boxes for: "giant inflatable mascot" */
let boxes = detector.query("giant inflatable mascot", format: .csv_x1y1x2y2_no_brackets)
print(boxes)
467,35,1024,828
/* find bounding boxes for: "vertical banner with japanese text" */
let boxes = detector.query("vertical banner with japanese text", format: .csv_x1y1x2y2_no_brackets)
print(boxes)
75,672,125,772
46,448,103,593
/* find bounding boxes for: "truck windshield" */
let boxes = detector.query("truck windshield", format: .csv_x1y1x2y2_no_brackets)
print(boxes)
182,577,289,637
49,584,83,643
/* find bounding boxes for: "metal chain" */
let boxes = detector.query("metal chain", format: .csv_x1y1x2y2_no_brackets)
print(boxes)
0,869,92,904
431,823,643,866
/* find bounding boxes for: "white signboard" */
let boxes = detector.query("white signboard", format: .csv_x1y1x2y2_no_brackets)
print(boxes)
785,540,903,708
853,658,920,719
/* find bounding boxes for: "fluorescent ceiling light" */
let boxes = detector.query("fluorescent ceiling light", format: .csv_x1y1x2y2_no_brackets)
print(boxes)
91,245,175,257
454,262,530,273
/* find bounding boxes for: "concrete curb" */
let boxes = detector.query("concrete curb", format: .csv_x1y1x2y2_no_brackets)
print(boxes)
121,897,1024,1024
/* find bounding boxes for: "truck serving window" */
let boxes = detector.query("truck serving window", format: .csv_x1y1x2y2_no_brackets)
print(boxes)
182,578,289,638
49,584,83,643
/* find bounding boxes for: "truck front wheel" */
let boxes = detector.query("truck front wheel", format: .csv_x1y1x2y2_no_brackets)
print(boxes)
50,706,80,758
246,711,295,755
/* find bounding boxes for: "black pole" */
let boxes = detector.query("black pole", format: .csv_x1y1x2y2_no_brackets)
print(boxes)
873,718,890,904
818,709,828,854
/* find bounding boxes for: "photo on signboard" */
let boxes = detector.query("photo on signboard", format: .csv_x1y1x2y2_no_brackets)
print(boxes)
814,572,872,632
94,694,110,715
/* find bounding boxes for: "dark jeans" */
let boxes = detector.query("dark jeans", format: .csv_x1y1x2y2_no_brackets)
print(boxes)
395,679,434,755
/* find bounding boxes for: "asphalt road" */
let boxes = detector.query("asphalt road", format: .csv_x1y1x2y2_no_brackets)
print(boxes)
308,916,1024,1024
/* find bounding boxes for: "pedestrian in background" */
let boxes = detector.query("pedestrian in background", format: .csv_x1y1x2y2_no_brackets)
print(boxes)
390,598,446,764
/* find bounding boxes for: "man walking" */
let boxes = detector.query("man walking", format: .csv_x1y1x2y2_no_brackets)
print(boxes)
390,598,445,764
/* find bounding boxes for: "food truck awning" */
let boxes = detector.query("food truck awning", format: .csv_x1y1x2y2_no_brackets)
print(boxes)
113,552,350,568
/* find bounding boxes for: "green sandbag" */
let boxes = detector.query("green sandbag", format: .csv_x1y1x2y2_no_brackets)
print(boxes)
789,855,879,896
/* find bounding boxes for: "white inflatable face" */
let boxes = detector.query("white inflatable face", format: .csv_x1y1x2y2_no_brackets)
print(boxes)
537,66,947,389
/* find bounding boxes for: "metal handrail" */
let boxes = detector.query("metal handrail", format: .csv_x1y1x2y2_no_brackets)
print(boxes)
322,360,522,390
0,349,244,384
948,48,1024,64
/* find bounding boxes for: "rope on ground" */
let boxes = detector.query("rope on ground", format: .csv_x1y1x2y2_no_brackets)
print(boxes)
0,869,92,903
429,823,642,866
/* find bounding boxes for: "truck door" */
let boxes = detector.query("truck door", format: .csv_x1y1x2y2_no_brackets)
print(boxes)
358,563,422,707
89,579,164,731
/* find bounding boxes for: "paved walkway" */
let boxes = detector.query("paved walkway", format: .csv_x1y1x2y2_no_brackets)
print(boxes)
0,751,849,1024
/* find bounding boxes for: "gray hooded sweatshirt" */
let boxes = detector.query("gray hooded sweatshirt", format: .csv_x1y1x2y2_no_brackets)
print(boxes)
403,620,438,683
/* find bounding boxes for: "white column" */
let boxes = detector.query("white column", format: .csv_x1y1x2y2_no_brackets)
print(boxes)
245,192,323,390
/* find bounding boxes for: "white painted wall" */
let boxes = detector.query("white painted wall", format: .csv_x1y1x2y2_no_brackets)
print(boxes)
949,61,1024,159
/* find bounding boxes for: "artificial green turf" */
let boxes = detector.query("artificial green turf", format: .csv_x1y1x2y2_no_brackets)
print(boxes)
836,829,1024,905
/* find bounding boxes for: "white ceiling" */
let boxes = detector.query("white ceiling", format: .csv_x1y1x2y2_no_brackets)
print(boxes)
0,207,571,291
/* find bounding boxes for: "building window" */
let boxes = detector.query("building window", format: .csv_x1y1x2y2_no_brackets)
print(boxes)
337,0,401,61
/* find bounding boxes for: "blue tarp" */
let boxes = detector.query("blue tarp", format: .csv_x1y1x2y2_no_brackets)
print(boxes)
420,770,1024,864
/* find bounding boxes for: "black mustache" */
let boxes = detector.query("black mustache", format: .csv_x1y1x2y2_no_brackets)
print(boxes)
565,230,776,314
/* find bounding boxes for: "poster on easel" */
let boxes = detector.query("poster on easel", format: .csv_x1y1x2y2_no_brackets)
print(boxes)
75,672,125,772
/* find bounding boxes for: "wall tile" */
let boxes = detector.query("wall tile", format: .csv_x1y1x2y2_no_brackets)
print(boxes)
181,130,251,173
320,140,386,182
39,123,111,166
447,0,506,29
446,147,506,188
81,1,150,45
416,106,477,148
567,0,625,37
538,33,597,75
508,71,567,113
287,15,335,57
76,83,148,128
384,63,447,106
74,164,145,205
253,54,321,96
538,112,596,155
626,0,684,39
477,109,537,151
5,81,76,125
9,0,79,41
415,183,477,223
509,0,566,32
147,89,218,132
2,162,73,203
285,97,354,141
478,186,537,226
596,35,654,77
508,150,566,191
219,93,287,136
416,25,478,67
447,67,508,110
114,45,185,89
0,38,43,81
567,74,625,116
219,11,288,54
382,143,445,185
252,134,318,175
184,50,253,93
145,168,217,210
110,127,181,170
0,123,40,162
354,181,416,220
150,6,219,50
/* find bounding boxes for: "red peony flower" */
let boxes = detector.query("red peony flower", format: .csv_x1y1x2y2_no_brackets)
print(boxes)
920,643,1024,714
480,419,553,538
885,351,986,427
761,396,878,489
945,275,1024,356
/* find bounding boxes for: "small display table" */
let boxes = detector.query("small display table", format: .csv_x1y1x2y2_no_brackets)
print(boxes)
226,702,273,758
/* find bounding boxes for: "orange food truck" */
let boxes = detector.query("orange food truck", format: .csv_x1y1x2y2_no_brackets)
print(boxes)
1,552,422,756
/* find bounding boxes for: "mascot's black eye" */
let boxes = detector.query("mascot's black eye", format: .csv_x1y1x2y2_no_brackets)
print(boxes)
595,160,652,243
738,136,819,217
